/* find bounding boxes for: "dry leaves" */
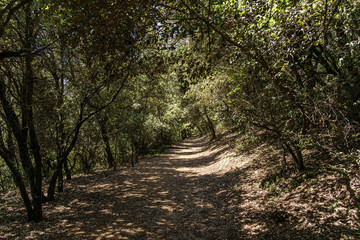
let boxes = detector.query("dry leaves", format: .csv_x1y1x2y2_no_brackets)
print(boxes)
0,134,359,239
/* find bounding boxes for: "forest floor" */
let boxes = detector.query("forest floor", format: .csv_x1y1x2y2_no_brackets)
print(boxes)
1,133,359,239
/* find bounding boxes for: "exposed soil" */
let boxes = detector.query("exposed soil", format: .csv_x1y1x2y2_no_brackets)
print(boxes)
0,134,359,239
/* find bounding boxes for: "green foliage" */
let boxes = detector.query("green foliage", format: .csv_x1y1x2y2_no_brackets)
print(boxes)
0,161,15,192
0,0,359,222
343,227,360,240
260,166,323,195
160,0,360,170
260,169,286,196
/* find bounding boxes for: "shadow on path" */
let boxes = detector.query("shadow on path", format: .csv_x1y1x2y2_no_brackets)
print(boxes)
1,136,349,239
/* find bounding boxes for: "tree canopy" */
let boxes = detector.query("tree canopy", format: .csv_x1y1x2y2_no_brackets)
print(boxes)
0,0,359,222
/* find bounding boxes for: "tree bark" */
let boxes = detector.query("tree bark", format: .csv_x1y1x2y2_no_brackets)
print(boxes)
0,132,35,220
47,123,81,201
283,142,305,171
21,5,42,220
4,157,35,220
99,116,115,169
57,161,64,192
47,72,129,200
64,159,71,180
204,108,216,140
0,79,38,220
193,123,203,136
281,144,288,169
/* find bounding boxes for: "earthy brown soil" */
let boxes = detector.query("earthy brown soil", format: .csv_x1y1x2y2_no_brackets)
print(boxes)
0,134,359,239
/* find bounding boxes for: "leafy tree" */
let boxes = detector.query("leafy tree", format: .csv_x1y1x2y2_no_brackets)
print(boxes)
159,0,359,170
0,0,358,223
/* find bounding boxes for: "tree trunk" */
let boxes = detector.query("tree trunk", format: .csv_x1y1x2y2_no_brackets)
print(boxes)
0,80,38,219
12,168,35,220
25,59,43,221
295,146,305,171
181,129,187,140
57,159,64,192
47,161,60,201
21,4,43,221
64,159,72,180
281,144,288,169
48,122,82,200
0,140,35,221
99,116,115,169
193,123,203,136
9,163,34,220
131,143,136,167
283,142,305,171
204,112,216,140
47,72,129,200
47,155,67,201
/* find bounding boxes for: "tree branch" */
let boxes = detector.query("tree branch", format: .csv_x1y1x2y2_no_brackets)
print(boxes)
0,49,29,59
64,71,130,150
0,0,33,38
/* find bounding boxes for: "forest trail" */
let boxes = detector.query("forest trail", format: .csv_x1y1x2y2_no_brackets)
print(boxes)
1,135,352,239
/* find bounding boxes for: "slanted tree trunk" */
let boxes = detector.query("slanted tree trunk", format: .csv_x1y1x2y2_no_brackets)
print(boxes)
0,79,37,220
294,145,305,171
181,129,187,139
193,123,203,136
4,158,35,220
283,142,305,171
47,72,129,201
47,123,81,201
0,4,43,221
252,122,306,171
56,112,71,182
281,144,288,169
0,131,35,220
204,107,216,140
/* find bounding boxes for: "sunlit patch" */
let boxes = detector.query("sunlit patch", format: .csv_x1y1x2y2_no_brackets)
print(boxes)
143,176,160,181
94,184,112,189
60,219,68,226
70,199,79,205
195,202,214,209
6,136,355,239
100,209,112,214
121,227,145,235
54,205,71,212
177,152,253,176
242,222,267,233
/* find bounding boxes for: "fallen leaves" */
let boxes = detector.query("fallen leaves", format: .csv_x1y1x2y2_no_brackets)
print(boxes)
0,134,359,239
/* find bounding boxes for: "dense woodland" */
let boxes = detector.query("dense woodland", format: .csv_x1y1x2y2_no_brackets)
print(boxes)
0,0,359,223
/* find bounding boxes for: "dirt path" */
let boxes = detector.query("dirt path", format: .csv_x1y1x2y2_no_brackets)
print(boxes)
1,137,240,239
1,135,355,239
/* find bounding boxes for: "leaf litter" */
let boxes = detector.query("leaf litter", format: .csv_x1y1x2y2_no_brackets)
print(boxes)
0,134,359,239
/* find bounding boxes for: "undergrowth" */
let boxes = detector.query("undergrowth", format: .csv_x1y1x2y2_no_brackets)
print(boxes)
257,149,360,239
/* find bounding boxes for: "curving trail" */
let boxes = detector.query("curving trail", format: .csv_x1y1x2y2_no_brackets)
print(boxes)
2,136,242,239
1,135,346,239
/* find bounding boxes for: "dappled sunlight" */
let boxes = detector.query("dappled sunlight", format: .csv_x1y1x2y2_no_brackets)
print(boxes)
178,153,253,176
173,137,255,176
14,137,245,239
1,136,353,239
